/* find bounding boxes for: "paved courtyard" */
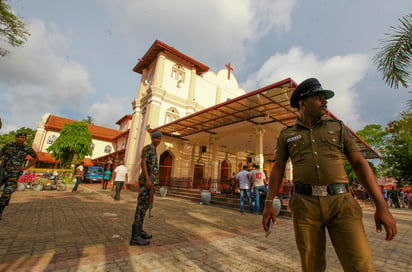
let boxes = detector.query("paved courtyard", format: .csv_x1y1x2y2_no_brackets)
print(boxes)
0,184,410,272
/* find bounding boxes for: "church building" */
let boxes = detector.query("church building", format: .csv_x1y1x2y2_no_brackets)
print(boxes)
32,40,379,192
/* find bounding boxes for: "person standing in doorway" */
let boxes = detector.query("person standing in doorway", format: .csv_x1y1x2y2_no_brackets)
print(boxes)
0,132,38,220
130,131,162,246
262,78,396,272
250,164,267,214
236,165,253,214
72,161,84,192
113,161,128,200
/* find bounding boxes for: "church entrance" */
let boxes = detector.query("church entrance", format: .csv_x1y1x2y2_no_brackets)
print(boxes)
193,164,204,189
220,160,229,181
159,151,173,186
220,160,231,193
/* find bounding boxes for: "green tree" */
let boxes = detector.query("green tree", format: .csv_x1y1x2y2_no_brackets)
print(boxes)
397,111,412,151
46,121,92,168
0,127,36,150
380,113,412,186
0,0,30,57
374,13,412,89
344,160,378,186
356,124,388,155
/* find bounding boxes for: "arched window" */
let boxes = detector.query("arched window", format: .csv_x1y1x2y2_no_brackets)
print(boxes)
104,145,112,153
91,143,95,151
171,64,185,87
47,135,56,144
165,107,180,124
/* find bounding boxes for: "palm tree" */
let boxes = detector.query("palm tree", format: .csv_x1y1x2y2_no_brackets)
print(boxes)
374,14,412,91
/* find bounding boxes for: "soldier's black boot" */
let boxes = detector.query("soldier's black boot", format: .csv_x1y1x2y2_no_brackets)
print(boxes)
129,223,150,246
141,229,152,239
0,204,5,220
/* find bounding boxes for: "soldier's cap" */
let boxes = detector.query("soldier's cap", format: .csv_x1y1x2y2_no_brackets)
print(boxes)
15,132,27,137
151,131,162,138
290,78,334,108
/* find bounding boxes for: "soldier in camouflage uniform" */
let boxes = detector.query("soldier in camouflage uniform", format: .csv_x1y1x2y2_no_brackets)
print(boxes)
0,133,38,220
130,130,162,246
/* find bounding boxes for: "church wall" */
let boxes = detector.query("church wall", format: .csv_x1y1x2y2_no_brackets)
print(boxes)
39,131,60,153
197,70,247,106
161,58,190,99
118,120,130,131
114,137,128,153
32,113,51,152
195,74,217,107
37,130,114,160
90,139,115,159
157,99,186,126
215,70,247,101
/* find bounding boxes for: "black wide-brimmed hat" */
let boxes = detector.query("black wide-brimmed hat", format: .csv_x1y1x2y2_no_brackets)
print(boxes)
290,78,334,108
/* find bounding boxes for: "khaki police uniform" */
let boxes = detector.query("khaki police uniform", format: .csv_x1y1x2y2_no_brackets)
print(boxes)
275,117,374,272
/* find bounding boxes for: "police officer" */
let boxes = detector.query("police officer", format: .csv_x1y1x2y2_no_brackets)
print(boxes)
262,78,397,272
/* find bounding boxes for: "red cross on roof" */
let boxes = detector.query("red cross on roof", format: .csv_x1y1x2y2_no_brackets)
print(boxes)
225,62,234,79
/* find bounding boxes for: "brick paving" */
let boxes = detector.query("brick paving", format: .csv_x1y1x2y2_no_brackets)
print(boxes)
0,183,410,272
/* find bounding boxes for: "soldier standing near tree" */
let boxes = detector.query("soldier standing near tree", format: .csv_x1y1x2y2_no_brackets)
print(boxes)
0,132,38,220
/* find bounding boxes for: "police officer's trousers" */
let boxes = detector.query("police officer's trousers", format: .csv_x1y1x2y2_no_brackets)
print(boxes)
289,192,374,272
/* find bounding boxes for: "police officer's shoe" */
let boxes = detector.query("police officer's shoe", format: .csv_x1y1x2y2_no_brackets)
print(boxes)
130,223,150,246
141,230,152,239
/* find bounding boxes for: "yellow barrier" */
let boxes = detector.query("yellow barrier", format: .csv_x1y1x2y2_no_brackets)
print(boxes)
25,168,73,173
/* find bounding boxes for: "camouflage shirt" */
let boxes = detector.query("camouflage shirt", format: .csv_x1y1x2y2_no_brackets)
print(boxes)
138,144,159,186
0,143,38,178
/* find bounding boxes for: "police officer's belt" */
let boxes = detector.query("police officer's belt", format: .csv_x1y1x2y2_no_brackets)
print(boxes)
294,183,349,197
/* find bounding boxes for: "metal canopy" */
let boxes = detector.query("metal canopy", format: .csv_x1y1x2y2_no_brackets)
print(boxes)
157,78,297,137
154,78,379,160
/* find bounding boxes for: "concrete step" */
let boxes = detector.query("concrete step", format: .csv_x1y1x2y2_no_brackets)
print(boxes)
162,187,293,217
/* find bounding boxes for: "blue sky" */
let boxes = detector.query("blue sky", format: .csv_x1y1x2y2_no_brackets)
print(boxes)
0,0,410,133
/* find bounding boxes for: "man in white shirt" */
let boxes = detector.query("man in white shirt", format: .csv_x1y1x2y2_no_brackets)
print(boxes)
249,164,267,214
236,165,253,213
114,161,128,200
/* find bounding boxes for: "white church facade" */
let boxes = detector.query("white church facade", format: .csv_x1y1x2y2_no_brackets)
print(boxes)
32,40,378,192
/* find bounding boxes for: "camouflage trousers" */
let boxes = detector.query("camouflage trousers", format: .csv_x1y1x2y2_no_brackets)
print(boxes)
133,186,151,225
0,177,18,206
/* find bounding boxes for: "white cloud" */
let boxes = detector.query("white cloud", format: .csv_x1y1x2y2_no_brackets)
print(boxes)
243,47,371,128
104,0,295,71
87,95,130,129
0,19,95,132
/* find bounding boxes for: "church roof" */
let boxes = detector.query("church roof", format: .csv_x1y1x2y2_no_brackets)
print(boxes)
153,78,380,160
116,114,132,125
44,115,123,142
133,40,209,75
